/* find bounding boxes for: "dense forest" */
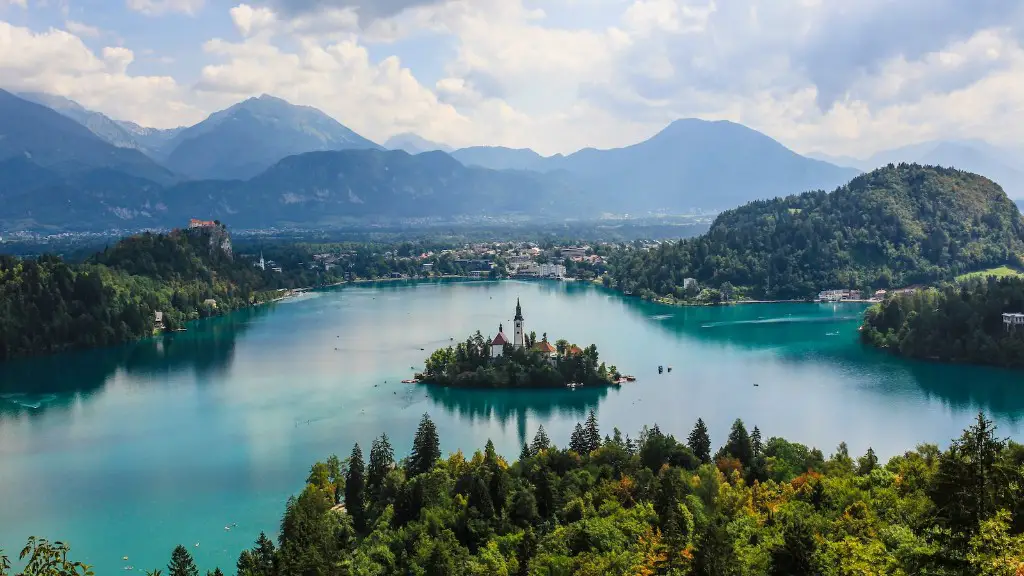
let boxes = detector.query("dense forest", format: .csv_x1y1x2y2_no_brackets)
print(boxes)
420,330,619,388
605,164,1024,301
0,225,333,361
6,411,1023,575
861,276,1024,368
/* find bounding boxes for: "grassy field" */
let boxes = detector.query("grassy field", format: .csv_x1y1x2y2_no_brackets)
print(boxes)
956,265,1024,281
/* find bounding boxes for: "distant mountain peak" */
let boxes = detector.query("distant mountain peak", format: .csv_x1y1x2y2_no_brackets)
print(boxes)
384,132,453,154
161,95,380,180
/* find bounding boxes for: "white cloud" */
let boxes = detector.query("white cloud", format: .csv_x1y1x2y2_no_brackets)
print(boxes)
64,20,101,38
0,21,204,127
125,0,204,16
6,0,1024,159
1,0,28,8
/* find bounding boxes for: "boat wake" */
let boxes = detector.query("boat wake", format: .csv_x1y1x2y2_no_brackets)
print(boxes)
701,315,859,328
649,314,674,321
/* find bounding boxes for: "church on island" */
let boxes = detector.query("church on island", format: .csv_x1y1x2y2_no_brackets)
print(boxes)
489,299,559,359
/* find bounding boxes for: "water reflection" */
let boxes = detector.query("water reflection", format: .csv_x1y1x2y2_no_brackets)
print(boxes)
616,293,1024,422
424,384,609,445
0,306,265,415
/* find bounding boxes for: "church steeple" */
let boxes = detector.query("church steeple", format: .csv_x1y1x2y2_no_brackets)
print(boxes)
513,298,525,348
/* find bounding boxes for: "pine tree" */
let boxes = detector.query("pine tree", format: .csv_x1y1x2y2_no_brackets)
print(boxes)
367,433,395,497
569,423,587,454
520,442,531,461
344,443,366,530
769,516,818,576
751,426,763,457
407,413,441,477
724,418,753,467
530,425,551,455
168,545,199,576
236,532,277,576
207,570,225,576
584,410,601,452
687,418,711,464
857,447,878,475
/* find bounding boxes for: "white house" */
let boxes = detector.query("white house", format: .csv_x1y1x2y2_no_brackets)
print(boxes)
1004,313,1024,332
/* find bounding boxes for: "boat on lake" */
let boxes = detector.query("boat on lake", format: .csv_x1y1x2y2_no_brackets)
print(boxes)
401,379,419,384
658,365,664,374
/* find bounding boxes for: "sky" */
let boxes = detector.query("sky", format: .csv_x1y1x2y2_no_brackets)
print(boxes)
2,0,1024,157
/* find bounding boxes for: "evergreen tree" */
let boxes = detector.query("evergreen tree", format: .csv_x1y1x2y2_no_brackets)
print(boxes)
770,516,818,576
751,426,763,457
930,411,1010,559
530,426,551,455
367,433,395,497
206,570,224,576
520,442,531,461
325,454,343,505
857,447,878,475
236,532,276,576
569,423,587,454
687,418,712,464
407,413,441,477
724,418,753,467
692,516,737,576
344,443,366,530
583,410,601,452
168,545,199,576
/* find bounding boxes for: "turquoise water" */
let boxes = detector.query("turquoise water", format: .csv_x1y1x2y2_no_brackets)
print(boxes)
1,279,1021,574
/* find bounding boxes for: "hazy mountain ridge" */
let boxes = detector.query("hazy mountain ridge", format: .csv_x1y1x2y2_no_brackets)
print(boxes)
451,120,860,212
0,90,175,186
0,147,587,230
162,95,381,180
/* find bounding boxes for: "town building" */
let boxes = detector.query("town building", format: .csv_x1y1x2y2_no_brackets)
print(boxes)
1004,313,1024,331
561,247,588,259
516,263,565,279
817,289,848,302
154,311,164,331
683,278,698,291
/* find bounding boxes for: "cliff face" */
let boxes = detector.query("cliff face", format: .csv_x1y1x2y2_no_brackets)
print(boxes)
186,224,233,261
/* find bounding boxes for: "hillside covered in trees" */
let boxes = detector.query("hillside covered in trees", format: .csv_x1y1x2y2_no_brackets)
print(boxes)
0,225,329,360
861,276,1024,368
8,411,1023,575
606,164,1024,300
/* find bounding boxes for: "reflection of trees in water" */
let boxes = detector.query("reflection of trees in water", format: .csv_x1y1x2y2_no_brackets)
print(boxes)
885,354,1024,423
0,305,268,416
424,384,609,445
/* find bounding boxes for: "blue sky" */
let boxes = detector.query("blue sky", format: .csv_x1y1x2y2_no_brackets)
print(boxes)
2,0,1024,157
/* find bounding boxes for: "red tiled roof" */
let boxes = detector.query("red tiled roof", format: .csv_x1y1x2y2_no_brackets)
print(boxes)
491,332,509,345
533,340,556,353
568,345,583,355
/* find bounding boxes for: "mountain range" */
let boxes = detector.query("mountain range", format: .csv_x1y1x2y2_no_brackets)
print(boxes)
2,87,1020,231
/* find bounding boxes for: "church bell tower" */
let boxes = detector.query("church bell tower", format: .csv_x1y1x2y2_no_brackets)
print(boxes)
513,298,525,349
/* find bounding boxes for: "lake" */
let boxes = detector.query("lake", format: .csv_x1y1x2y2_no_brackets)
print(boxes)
1,279,1021,573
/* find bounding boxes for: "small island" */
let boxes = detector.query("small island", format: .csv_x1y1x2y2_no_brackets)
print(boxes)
417,299,623,388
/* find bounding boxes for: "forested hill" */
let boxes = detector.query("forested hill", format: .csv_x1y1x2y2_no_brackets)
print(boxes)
0,225,322,361
607,164,1024,300
862,276,1024,368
